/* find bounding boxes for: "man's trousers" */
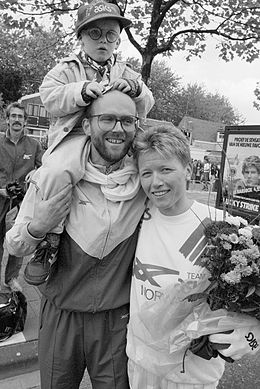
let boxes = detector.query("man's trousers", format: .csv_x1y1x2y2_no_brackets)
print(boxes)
39,296,130,389
0,198,23,285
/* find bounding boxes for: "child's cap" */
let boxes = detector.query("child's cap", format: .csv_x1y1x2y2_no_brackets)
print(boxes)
75,0,132,38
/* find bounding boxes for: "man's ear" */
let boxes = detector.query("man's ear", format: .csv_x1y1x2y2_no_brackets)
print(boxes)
82,118,91,136
186,163,192,179
115,36,121,50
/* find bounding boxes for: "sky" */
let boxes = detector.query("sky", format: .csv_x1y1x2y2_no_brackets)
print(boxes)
119,33,260,125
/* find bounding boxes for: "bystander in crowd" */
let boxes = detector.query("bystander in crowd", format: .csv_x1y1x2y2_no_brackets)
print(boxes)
0,102,42,292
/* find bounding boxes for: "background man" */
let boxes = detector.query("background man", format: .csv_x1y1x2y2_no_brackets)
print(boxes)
6,90,146,389
0,102,43,291
202,155,210,191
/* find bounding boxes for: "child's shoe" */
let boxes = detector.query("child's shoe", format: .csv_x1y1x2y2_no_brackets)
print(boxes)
24,233,60,286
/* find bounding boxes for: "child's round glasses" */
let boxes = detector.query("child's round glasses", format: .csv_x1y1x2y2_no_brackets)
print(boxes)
86,27,119,43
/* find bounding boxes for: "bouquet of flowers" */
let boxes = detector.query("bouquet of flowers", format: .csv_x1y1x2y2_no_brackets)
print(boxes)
187,216,260,317
134,215,260,377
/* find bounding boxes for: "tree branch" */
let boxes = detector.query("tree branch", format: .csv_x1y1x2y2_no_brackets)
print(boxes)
189,1,260,33
159,0,182,25
156,27,257,55
125,28,144,55
5,0,79,16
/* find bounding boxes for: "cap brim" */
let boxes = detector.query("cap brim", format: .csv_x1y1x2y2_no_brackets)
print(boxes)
76,15,132,37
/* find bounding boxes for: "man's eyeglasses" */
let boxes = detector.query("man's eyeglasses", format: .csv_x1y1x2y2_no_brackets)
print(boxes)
85,27,119,43
89,114,138,131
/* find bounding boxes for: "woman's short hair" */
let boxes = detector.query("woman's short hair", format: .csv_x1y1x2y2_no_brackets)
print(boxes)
242,155,260,174
133,125,191,167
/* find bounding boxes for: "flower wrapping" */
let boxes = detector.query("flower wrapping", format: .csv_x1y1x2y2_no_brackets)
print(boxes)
134,215,260,376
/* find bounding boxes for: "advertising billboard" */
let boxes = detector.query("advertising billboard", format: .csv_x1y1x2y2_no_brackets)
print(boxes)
216,126,260,224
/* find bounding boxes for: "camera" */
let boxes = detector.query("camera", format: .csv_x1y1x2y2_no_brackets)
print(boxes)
6,180,25,201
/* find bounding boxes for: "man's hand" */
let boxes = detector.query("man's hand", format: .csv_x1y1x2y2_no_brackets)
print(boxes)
28,184,73,238
209,324,260,360
6,181,25,200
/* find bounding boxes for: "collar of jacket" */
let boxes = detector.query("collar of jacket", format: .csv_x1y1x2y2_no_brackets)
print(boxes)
6,129,25,143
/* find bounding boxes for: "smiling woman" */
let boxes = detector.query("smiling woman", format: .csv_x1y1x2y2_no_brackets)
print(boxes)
134,125,193,216
138,151,192,216
127,124,230,389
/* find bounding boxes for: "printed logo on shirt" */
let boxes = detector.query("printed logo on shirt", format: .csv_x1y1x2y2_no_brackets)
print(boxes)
179,217,211,266
133,257,179,287
133,256,206,303
133,217,212,302
133,257,179,302
23,154,32,160
142,207,152,220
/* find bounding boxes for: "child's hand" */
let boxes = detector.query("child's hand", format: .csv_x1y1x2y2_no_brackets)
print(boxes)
112,78,141,98
81,81,104,103
112,78,132,94
85,81,104,98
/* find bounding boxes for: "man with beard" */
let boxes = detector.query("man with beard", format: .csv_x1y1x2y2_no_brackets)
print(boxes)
6,90,147,389
0,102,43,291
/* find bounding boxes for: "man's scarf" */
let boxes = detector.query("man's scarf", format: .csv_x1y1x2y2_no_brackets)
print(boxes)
84,141,140,202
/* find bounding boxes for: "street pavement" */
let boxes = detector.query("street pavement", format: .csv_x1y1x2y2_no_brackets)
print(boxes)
0,184,259,388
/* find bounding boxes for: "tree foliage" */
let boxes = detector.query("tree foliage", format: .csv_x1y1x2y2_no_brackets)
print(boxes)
1,0,260,83
127,58,182,123
0,24,73,104
128,58,241,125
254,83,260,110
0,93,5,118
177,83,243,125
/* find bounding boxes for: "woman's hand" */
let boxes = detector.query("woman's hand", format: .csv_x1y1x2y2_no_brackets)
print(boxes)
28,184,73,238
209,324,260,360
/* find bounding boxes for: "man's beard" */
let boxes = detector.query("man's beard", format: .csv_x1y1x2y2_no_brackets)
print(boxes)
92,136,132,164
